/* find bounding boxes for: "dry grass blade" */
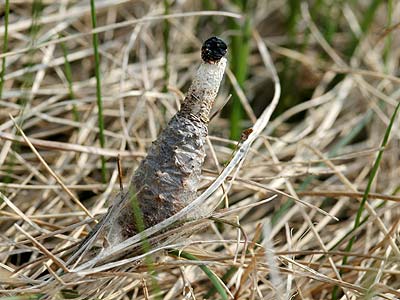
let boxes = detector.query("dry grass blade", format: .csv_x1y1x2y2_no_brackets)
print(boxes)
1,1,400,299
10,115,94,219
298,190,400,202
0,192,42,232
0,130,145,157
0,11,241,59
14,224,69,273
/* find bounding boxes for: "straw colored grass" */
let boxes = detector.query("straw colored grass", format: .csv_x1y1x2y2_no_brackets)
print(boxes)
0,1,399,299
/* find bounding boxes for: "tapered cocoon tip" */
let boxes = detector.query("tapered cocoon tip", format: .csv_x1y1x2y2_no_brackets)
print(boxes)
201,36,227,63
180,57,227,123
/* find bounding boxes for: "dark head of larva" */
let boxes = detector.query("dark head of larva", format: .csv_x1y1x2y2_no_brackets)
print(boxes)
201,36,227,63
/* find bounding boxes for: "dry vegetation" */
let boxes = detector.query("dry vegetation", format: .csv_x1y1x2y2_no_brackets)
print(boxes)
1,1,400,299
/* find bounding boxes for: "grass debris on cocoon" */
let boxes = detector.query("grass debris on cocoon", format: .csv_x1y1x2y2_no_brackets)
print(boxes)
0,1,399,299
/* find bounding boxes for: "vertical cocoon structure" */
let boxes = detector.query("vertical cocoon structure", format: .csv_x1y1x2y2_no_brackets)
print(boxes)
74,38,228,252
114,37,228,241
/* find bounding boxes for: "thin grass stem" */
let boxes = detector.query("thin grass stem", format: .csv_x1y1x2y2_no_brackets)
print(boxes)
332,102,400,299
60,39,79,122
0,0,10,99
383,0,392,70
162,0,170,93
129,189,162,300
229,1,251,141
169,249,229,300
89,0,107,182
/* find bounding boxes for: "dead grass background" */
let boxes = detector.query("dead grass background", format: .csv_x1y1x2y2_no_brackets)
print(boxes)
0,1,400,299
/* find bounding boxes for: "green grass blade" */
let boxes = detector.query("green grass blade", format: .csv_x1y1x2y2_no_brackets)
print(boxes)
383,0,393,70
272,109,374,226
129,189,162,299
89,0,107,182
169,249,229,300
327,198,388,252
162,0,170,93
205,266,236,299
1,0,43,194
60,40,79,122
332,101,400,299
346,0,383,58
229,1,251,141
0,0,10,99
